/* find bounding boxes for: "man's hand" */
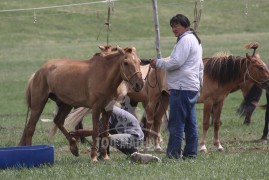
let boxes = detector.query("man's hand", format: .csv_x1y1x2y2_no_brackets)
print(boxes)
150,59,157,69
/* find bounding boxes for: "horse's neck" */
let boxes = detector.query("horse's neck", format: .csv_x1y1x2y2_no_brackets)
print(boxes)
238,59,249,82
223,59,249,93
100,58,123,91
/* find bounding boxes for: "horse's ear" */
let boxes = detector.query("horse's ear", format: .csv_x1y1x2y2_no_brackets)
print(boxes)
116,46,125,55
98,45,105,51
246,53,260,60
98,45,112,52
246,53,252,60
124,47,133,53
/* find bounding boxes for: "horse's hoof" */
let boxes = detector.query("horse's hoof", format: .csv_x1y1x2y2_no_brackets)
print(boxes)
103,156,110,160
243,122,251,125
216,145,224,151
154,146,162,152
261,139,268,144
69,137,79,156
70,144,79,156
70,148,79,157
91,158,98,163
199,145,207,153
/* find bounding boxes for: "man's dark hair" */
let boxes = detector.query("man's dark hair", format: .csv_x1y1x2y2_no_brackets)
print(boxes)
170,14,201,44
170,14,190,28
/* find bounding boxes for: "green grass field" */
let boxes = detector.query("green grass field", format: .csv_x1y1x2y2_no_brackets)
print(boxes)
0,0,269,179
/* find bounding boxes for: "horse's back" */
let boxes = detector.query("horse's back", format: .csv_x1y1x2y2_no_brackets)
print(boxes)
28,58,98,107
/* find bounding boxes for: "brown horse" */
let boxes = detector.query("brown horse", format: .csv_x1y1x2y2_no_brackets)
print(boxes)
198,52,269,153
18,46,144,162
84,45,170,151
62,66,170,152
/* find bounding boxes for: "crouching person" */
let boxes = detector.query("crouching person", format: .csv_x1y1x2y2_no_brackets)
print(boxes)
70,106,161,164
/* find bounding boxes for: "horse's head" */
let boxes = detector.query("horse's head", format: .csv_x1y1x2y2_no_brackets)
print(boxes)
246,53,269,92
120,47,144,92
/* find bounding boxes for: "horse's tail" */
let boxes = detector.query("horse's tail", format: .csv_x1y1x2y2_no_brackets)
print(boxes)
25,73,35,107
237,84,262,117
65,107,91,127
252,102,267,109
48,106,59,139
48,107,91,139
23,73,35,128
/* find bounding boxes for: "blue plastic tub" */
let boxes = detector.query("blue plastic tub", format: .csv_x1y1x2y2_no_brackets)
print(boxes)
0,144,54,169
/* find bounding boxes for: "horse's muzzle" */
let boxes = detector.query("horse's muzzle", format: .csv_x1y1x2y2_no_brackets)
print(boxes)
133,82,144,92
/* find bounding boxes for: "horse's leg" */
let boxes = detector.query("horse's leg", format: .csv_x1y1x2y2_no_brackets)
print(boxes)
75,121,87,143
261,92,269,141
99,110,112,160
91,108,101,162
53,104,77,156
18,97,48,146
152,93,169,151
140,111,147,130
144,97,159,151
199,100,213,153
212,101,224,151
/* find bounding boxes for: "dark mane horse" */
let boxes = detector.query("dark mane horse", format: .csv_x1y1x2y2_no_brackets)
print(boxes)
204,55,247,85
198,50,269,153
18,46,144,162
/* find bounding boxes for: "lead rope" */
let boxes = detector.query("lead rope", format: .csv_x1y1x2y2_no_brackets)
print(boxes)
145,66,158,88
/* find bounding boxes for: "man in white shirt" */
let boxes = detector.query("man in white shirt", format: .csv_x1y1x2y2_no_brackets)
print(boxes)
150,14,203,159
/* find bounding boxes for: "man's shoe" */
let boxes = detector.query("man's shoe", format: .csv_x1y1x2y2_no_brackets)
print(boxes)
130,152,161,164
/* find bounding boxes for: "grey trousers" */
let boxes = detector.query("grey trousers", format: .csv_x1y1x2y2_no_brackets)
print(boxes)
109,134,142,155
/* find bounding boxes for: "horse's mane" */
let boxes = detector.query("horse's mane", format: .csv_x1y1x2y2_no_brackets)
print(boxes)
89,46,135,62
92,45,124,57
93,52,102,56
204,53,246,86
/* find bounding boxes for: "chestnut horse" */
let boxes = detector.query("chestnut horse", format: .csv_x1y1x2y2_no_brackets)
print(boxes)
61,65,170,152
67,45,169,152
18,46,144,162
198,53,269,153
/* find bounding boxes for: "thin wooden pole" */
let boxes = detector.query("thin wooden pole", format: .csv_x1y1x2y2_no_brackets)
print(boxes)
152,0,162,59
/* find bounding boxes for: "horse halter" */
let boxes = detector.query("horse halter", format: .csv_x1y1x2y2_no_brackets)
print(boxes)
120,59,142,86
244,58,269,87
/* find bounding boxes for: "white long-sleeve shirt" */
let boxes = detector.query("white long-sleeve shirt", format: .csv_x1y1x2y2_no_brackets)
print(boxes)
156,31,203,91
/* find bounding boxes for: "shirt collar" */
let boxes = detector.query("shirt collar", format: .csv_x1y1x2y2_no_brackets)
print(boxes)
177,30,192,43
